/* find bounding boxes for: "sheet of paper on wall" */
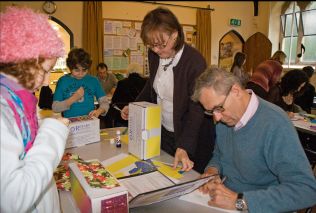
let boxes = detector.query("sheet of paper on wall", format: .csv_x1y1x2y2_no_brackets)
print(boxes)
179,189,243,213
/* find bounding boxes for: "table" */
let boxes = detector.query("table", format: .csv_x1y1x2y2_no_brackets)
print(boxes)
292,115,316,136
59,127,235,213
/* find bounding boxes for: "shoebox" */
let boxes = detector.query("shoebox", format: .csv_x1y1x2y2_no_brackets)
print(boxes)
69,160,128,213
66,115,100,148
128,102,161,160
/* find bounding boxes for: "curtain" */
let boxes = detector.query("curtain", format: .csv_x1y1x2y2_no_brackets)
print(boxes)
82,1,103,76
196,9,212,66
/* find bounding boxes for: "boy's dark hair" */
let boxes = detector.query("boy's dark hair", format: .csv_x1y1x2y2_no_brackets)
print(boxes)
97,62,108,70
66,48,92,70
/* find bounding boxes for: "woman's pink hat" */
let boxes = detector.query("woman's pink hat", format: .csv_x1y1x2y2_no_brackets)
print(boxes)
0,6,65,63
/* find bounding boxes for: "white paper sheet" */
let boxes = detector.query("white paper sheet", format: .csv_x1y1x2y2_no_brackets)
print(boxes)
179,190,242,213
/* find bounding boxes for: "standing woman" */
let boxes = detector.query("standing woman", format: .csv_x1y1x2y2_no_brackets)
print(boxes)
230,52,249,87
0,7,70,212
121,7,215,173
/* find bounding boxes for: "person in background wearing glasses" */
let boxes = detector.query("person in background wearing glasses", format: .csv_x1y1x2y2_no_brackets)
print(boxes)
192,67,316,212
53,48,109,118
0,6,70,212
120,7,215,173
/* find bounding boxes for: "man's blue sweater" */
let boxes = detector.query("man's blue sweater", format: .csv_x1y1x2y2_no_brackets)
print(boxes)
207,98,316,212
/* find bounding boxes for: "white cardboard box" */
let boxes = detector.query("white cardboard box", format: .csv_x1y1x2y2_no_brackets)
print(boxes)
66,116,100,148
128,102,161,160
69,161,128,213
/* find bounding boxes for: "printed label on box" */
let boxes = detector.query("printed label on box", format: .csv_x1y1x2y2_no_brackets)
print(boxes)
66,115,100,148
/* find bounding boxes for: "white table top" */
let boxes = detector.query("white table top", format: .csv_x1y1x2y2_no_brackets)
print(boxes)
291,114,316,136
59,127,236,213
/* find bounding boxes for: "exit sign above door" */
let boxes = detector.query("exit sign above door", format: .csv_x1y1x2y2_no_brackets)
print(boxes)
230,19,241,26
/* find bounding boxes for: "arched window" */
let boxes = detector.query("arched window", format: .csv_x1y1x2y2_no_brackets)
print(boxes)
218,30,244,72
280,1,316,67
48,17,74,72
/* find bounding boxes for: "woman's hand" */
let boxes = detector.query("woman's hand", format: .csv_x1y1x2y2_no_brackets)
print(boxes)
173,148,194,172
121,106,129,120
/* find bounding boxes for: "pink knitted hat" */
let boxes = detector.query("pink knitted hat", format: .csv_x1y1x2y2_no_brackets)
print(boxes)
0,6,65,63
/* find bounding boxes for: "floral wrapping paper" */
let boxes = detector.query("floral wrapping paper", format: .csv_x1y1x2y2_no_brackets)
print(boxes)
76,160,120,189
54,152,83,191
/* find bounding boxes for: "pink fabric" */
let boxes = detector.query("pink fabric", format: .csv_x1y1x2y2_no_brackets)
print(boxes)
15,90,39,152
0,6,64,63
234,89,259,131
250,60,283,92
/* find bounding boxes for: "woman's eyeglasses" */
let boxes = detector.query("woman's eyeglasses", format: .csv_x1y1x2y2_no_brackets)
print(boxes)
147,36,172,50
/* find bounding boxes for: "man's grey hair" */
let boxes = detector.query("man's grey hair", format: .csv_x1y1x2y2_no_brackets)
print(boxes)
191,67,242,102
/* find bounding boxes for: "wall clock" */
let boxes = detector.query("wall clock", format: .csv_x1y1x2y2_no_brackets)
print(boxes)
42,1,57,15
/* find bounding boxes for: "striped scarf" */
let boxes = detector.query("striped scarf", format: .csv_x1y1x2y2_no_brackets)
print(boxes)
0,74,38,159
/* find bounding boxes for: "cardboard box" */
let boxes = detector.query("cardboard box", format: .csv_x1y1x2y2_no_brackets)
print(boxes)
69,160,128,213
66,116,100,148
128,102,161,160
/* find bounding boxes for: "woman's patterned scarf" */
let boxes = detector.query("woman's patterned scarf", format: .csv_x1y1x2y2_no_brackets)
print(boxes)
0,74,38,159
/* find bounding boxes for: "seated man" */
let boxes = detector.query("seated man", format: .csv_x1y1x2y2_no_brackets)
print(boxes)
97,62,118,96
191,67,316,212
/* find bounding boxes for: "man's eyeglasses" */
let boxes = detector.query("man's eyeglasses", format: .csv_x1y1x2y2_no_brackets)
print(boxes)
147,36,172,50
204,86,232,116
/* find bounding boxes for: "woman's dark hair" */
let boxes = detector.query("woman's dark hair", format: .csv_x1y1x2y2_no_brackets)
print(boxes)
66,48,92,70
141,7,185,52
231,52,246,69
280,69,308,96
97,62,108,71
302,66,314,79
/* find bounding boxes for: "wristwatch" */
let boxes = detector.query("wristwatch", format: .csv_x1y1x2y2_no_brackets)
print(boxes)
235,193,247,211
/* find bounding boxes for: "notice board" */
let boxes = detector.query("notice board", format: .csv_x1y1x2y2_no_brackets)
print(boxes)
104,18,196,77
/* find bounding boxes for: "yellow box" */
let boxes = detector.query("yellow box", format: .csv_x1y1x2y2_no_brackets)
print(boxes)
128,102,161,160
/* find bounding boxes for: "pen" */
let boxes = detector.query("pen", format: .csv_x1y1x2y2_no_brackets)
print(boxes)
112,104,122,112
221,176,227,184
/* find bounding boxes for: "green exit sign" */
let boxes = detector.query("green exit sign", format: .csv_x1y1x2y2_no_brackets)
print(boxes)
230,19,241,26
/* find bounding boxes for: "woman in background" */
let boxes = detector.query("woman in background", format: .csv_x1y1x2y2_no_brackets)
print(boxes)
246,60,283,100
230,52,249,87
294,66,315,113
120,7,215,173
268,69,309,118
104,63,147,128
0,7,70,212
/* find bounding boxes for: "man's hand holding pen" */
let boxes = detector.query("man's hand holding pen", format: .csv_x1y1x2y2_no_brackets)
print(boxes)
199,168,239,210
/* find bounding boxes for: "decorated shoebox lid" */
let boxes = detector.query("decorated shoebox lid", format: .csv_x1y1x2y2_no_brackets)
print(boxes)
69,160,128,213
